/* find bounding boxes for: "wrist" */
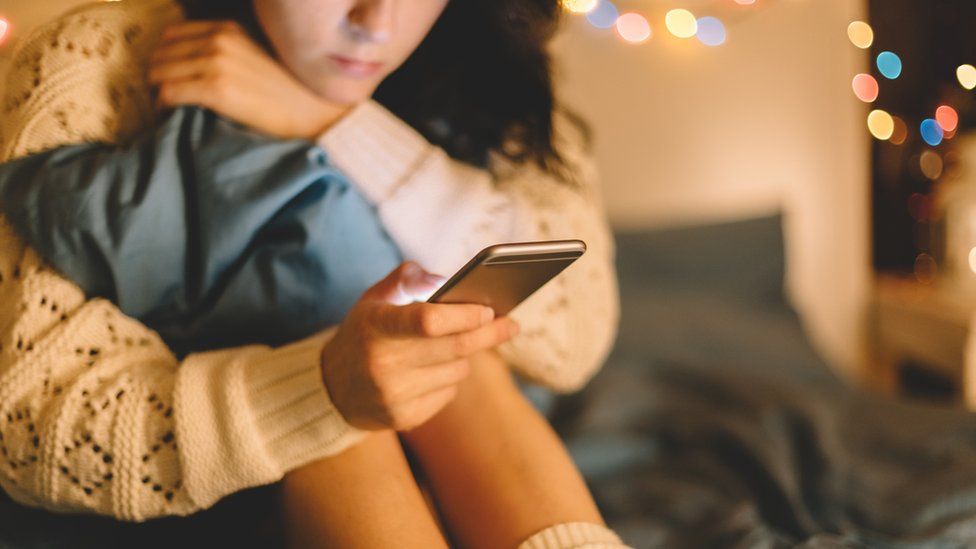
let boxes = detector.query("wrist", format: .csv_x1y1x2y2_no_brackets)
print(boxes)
300,98,352,140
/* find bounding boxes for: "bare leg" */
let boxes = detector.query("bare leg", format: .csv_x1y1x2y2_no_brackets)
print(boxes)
401,351,604,549
278,429,449,549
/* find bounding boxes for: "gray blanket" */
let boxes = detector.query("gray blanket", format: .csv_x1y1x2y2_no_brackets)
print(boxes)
558,217,976,548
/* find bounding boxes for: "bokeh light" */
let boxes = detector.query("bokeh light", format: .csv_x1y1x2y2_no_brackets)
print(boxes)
586,0,619,29
969,247,976,275
0,17,9,46
907,193,930,221
876,51,902,79
616,12,651,44
919,118,944,146
851,74,879,102
913,253,937,285
847,21,874,49
696,16,726,47
665,9,697,39
890,116,908,145
935,105,959,132
958,64,976,90
919,151,943,180
561,0,598,13
867,109,894,140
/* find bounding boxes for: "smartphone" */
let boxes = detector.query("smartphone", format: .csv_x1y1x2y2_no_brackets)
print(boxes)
426,240,586,316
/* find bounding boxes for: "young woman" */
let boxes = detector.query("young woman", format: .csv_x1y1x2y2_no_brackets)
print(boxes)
0,0,623,547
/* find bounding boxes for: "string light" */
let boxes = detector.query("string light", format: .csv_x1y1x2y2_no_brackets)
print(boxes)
665,9,698,39
563,0,765,48
876,51,902,80
957,64,976,90
560,0,598,14
919,119,944,147
890,116,908,145
918,151,943,180
867,110,895,140
616,12,651,44
586,0,618,29
847,21,873,49
696,16,726,47
851,74,879,103
935,105,959,133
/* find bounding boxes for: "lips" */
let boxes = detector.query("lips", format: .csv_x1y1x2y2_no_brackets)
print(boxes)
328,55,384,78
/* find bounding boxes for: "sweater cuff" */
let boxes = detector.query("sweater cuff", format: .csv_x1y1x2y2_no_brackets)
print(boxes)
316,100,431,205
242,329,367,473
176,329,366,509
517,522,629,549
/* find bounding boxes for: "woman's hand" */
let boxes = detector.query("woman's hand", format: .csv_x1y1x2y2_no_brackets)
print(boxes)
320,262,520,432
148,21,347,139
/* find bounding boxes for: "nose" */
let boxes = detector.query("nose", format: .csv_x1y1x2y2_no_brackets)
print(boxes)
346,0,395,44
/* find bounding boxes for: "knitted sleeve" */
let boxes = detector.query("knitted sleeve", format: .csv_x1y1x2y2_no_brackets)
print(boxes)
0,1,365,520
319,102,620,392
0,221,365,520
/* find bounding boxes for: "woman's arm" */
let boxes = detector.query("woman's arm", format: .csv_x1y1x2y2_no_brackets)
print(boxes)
319,101,620,392
0,106,402,356
0,221,365,519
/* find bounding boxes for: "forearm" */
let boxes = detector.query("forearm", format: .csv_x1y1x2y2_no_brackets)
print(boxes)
0,106,403,355
0,225,363,519
319,101,620,391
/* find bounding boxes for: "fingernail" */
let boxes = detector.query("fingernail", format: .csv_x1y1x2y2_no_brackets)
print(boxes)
481,307,495,324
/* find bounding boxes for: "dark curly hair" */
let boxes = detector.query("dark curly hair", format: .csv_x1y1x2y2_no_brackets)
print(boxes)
178,0,588,181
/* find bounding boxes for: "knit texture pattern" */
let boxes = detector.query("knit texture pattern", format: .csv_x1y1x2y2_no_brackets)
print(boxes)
517,522,632,549
0,0,620,521
0,0,367,521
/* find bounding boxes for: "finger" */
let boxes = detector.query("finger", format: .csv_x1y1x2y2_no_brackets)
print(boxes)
363,261,428,304
400,271,447,303
159,21,236,43
373,302,494,338
151,36,217,65
148,56,216,86
396,317,519,366
394,386,458,431
392,360,470,402
156,78,222,111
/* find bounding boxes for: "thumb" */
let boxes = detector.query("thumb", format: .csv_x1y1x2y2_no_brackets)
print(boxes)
366,261,442,305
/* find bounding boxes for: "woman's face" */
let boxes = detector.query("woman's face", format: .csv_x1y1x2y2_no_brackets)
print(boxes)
253,0,449,106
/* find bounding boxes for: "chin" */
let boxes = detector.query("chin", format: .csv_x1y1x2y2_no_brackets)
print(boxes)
313,78,379,107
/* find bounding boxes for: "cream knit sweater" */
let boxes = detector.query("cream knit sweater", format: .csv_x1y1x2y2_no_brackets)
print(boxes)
0,0,619,522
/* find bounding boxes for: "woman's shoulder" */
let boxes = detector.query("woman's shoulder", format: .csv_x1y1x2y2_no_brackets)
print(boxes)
0,0,184,160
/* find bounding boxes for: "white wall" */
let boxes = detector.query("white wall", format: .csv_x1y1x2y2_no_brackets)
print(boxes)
551,0,871,375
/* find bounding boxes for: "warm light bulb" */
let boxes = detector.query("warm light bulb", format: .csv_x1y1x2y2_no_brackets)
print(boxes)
957,64,976,90
847,21,873,49
867,110,894,140
665,9,697,39
615,12,651,44
561,0,598,14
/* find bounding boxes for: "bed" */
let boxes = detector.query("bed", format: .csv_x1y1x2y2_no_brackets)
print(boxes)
4,215,976,548
552,215,976,548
